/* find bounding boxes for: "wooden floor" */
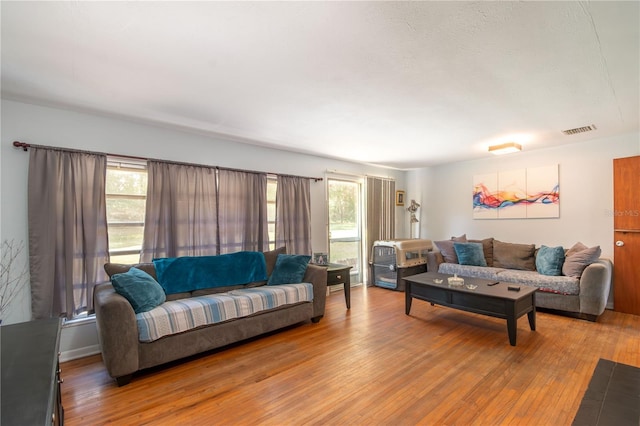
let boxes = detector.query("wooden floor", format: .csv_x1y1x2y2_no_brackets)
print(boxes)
61,286,640,425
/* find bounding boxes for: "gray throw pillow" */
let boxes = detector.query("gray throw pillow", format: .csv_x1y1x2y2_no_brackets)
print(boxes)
562,243,601,278
434,234,467,264
565,241,588,257
493,240,536,271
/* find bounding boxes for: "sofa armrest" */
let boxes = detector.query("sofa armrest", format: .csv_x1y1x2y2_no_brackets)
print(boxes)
427,251,444,273
578,258,613,317
304,264,328,319
94,282,140,379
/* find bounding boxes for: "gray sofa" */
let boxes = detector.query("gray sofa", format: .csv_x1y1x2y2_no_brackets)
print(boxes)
427,238,612,321
95,248,327,386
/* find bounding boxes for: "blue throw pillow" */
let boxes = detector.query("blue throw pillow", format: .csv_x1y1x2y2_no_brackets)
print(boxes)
111,267,166,313
267,254,311,285
536,245,565,276
453,242,487,267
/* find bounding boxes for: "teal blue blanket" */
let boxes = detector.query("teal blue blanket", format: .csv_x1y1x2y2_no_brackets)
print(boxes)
153,252,267,295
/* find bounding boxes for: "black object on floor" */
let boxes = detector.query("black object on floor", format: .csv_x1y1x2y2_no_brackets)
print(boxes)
572,358,640,426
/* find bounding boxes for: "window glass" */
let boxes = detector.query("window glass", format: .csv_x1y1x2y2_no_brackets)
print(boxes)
106,160,148,264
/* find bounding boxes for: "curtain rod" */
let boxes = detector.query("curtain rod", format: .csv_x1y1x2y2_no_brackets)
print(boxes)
326,168,395,180
13,141,323,182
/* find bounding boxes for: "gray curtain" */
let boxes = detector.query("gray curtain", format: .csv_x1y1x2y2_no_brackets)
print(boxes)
28,148,110,319
366,177,395,281
218,169,268,253
275,176,312,255
140,161,218,261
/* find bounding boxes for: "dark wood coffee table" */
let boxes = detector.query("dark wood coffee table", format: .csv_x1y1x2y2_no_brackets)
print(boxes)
404,272,537,346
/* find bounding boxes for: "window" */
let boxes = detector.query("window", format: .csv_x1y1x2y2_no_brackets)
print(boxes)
267,176,277,250
105,158,148,264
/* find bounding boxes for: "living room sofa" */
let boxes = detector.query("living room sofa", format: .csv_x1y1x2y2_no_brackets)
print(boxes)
427,237,612,321
95,247,327,386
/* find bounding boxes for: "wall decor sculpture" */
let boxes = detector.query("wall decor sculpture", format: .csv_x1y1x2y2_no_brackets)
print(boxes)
473,165,559,219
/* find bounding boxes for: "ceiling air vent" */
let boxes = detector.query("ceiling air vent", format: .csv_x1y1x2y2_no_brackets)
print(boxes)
561,125,597,135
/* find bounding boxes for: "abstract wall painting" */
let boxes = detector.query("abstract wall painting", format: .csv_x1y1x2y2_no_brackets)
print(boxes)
473,165,559,219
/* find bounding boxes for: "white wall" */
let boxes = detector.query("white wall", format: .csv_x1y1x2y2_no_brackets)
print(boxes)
0,99,407,357
404,166,435,240
409,132,640,259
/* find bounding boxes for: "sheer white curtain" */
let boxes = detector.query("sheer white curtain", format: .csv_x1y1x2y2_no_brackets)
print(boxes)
275,176,312,255
140,161,218,261
218,169,268,254
28,148,110,319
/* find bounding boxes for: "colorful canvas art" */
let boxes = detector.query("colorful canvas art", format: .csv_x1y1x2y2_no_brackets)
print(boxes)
473,165,559,219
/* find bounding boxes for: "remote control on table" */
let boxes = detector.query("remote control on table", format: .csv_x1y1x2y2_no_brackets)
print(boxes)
487,282,499,286
507,285,521,291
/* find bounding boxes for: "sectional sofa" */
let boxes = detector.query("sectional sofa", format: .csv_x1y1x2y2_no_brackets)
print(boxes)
95,247,327,386
427,236,612,321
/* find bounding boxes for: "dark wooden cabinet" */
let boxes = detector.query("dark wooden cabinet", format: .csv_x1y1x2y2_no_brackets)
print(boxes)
1,318,64,425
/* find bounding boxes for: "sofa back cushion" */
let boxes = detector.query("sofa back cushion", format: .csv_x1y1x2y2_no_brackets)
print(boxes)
104,248,286,299
468,238,494,267
493,240,536,271
104,262,157,280
265,246,287,277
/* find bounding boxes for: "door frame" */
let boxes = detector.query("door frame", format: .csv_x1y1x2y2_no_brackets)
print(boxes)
326,174,365,285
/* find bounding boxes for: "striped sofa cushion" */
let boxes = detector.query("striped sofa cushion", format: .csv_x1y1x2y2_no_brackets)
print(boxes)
136,283,314,342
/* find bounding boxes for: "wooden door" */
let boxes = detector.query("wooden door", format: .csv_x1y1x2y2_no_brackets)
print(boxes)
613,156,640,315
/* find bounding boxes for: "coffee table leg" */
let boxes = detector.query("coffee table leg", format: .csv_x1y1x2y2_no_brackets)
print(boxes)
405,282,412,315
506,302,518,346
507,316,517,346
527,308,536,331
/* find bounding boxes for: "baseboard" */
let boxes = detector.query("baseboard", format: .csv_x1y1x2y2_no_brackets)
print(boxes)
60,344,101,363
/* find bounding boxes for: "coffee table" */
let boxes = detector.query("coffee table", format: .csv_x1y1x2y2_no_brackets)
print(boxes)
404,272,537,346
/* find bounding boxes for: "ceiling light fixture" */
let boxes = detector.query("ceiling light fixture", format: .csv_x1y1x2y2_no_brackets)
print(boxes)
488,142,522,155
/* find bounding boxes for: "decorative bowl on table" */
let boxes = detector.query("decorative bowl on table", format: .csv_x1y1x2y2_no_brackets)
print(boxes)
447,274,464,287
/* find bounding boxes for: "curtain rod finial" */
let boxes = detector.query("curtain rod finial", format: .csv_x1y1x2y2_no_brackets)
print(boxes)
13,141,29,151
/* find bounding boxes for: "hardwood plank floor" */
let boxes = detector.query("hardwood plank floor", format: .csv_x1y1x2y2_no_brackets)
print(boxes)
61,286,640,425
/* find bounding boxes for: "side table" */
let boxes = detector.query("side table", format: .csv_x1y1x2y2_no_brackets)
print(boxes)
325,263,353,309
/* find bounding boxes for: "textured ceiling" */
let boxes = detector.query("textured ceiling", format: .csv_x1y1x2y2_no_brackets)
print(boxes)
2,1,639,169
